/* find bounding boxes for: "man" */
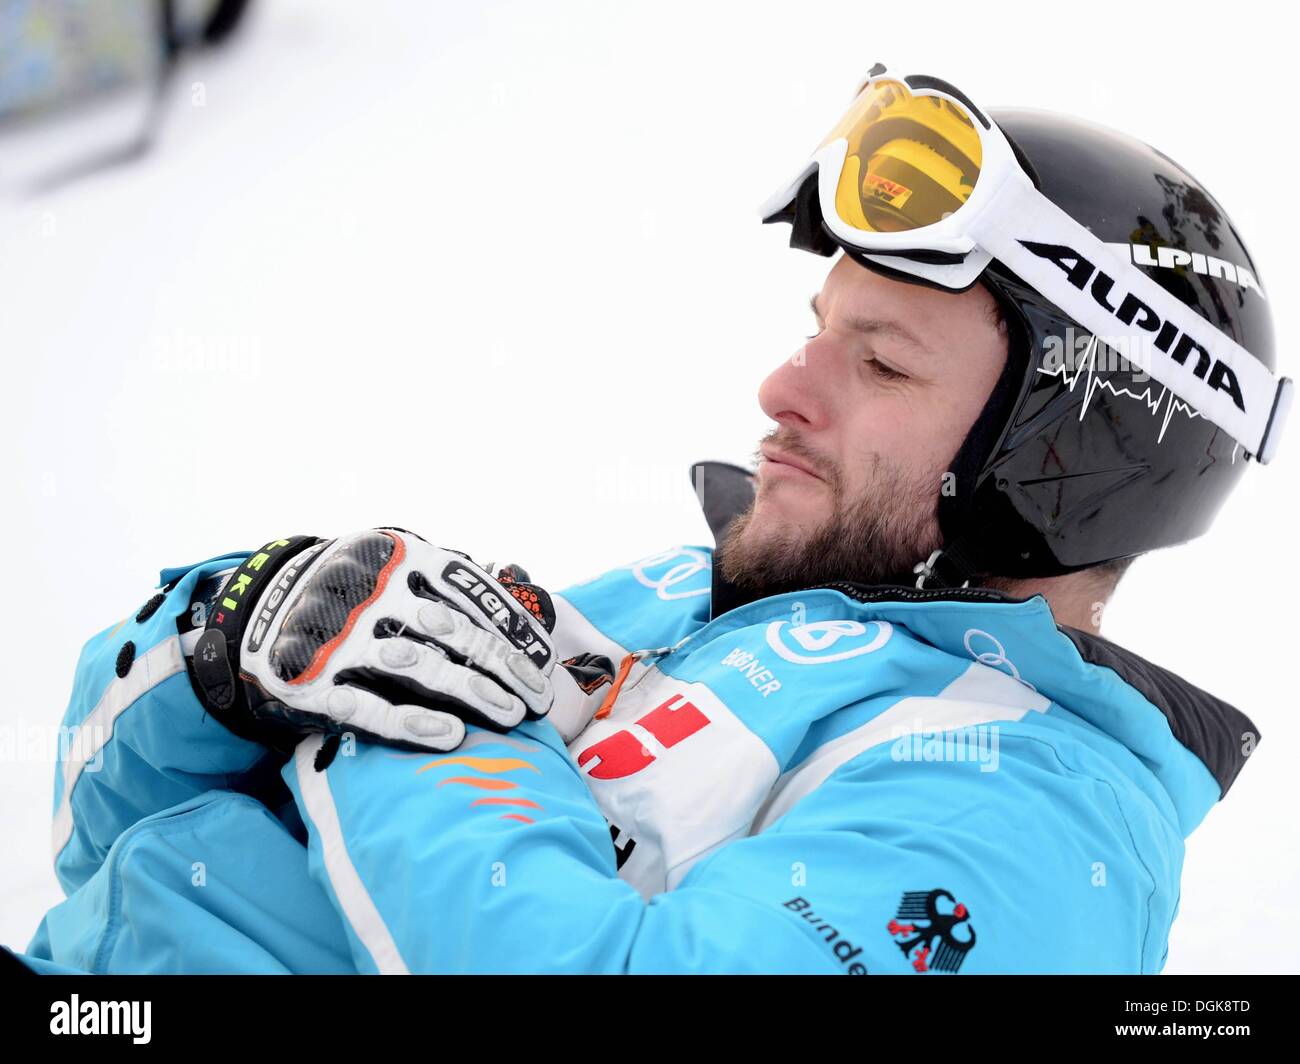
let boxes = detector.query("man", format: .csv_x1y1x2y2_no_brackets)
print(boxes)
16,66,1291,974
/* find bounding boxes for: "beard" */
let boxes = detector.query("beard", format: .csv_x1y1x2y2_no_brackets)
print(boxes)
718,430,943,596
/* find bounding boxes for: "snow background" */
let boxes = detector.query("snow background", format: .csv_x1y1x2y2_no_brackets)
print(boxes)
1,0,1295,972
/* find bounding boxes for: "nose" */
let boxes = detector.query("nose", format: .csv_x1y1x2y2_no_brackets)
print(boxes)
758,335,838,432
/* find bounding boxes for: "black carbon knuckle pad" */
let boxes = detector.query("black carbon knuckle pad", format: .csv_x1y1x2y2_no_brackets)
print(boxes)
268,531,398,682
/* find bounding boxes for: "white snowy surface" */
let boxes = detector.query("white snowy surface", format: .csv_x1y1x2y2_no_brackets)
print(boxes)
0,0,1295,973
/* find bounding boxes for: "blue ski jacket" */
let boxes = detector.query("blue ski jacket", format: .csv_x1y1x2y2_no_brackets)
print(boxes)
19,469,1256,974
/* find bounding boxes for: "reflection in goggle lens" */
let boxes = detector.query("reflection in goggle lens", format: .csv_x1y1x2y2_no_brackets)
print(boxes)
819,78,983,234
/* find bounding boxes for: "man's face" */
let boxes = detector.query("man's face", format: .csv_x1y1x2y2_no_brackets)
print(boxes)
720,253,1009,592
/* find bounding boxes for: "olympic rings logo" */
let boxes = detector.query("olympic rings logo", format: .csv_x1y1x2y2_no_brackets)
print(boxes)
963,628,1036,691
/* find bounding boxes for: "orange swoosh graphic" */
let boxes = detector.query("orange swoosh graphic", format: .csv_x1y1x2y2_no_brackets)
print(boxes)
500,814,535,824
437,776,517,791
470,797,542,810
416,755,540,776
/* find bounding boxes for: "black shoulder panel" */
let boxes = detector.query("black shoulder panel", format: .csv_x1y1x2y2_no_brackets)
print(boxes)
1059,626,1259,799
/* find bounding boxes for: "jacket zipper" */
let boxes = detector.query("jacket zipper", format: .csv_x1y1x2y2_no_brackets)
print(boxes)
597,582,1020,717
814,581,1019,606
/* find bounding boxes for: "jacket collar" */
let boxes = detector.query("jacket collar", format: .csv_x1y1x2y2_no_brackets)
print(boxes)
690,460,1258,814
692,460,776,618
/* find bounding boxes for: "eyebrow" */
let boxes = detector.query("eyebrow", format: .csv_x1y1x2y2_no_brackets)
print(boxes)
809,293,932,357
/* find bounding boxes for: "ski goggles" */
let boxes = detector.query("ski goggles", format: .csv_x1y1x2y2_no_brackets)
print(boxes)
759,63,1293,464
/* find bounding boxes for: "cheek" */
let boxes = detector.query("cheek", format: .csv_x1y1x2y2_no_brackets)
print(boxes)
891,392,975,463
837,396,962,499
837,402,909,483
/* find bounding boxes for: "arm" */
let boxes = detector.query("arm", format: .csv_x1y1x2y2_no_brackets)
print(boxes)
284,715,1173,974
31,791,356,974
50,527,573,894
52,549,272,894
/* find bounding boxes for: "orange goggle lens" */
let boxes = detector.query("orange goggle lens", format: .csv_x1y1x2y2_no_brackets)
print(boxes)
818,78,983,234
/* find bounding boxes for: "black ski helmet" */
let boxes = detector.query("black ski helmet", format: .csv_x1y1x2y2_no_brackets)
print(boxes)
769,105,1278,585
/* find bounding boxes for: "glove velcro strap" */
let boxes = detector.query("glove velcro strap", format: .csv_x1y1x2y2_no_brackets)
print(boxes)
191,535,325,743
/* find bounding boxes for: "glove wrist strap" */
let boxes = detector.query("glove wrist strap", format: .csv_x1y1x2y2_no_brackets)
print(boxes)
191,535,325,737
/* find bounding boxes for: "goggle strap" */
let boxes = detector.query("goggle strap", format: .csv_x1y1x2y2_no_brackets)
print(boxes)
970,177,1290,462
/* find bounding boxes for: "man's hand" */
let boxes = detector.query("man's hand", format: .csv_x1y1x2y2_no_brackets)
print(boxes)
191,529,557,753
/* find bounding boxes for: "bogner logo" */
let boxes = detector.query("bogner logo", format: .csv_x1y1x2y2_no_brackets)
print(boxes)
443,562,551,666
1021,240,1245,412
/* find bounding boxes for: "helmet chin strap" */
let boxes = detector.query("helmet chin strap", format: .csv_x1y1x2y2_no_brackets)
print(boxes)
911,537,982,590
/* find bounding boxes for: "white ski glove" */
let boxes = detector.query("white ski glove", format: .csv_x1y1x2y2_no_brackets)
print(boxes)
190,529,557,755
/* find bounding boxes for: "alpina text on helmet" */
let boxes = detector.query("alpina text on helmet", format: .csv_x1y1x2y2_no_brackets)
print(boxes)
1020,240,1245,411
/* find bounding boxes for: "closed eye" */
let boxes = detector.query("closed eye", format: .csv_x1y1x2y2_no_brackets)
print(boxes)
808,298,911,382
866,357,908,382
